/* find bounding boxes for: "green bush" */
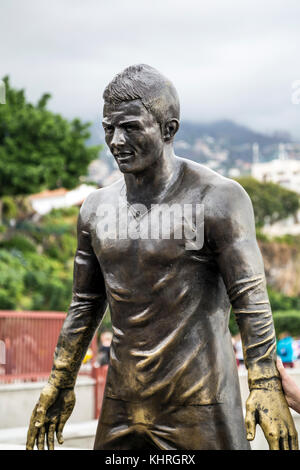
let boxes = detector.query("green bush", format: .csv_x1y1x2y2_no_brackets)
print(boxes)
30,276,73,311
0,203,80,311
0,243,74,311
273,311,300,338
43,207,79,219
229,309,239,336
255,228,270,242
268,288,300,311
100,307,112,331
0,249,27,309
2,196,18,220
0,234,37,253
22,252,73,311
236,177,300,227
44,233,77,262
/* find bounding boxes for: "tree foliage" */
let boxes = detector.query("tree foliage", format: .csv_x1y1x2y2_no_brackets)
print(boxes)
0,76,101,198
0,207,78,311
235,177,300,227
273,312,300,338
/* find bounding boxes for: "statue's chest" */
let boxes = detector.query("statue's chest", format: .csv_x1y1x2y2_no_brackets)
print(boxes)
90,200,204,269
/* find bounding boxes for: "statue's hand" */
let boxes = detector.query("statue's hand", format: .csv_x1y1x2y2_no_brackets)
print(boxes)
245,387,298,450
26,382,76,450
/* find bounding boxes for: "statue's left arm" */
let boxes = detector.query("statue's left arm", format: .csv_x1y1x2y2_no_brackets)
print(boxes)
206,179,298,450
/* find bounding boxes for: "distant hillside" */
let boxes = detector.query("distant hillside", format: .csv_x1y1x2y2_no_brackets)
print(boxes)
175,120,291,147
174,120,293,170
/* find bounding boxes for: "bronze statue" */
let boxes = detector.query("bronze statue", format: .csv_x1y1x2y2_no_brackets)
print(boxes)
26,64,298,450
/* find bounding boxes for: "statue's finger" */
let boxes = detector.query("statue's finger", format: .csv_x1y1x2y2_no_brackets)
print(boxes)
26,405,40,449
290,433,299,450
56,415,69,445
245,407,256,441
47,423,56,450
37,425,46,450
26,424,39,450
281,435,290,450
56,426,65,444
268,436,280,450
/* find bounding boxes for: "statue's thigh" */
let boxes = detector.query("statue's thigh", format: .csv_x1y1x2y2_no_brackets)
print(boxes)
149,403,250,450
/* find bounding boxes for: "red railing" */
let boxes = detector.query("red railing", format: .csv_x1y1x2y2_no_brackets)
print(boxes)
92,364,109,419
0,310,67,382
0,311,108,418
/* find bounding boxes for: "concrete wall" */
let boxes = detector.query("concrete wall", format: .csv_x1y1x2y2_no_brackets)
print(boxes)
0,420,98,450
0,376,95,429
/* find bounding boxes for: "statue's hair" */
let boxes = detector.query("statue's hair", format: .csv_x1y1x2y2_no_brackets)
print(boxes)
103,64,180,124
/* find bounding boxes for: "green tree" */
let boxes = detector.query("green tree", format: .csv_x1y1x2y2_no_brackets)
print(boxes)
273,311,300,338
0,76,101,199
0,207,79,311
235,177,300,227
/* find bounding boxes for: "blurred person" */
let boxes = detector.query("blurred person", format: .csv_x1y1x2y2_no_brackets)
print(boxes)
231,336,238,366
234,333,245,369
293,336,300,362
98,331,112,366
82,347,93,364
2,319,42,375
277,357,300,414
277,332,295,368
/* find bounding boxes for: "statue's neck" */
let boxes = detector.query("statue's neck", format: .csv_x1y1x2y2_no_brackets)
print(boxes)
124,149,179,206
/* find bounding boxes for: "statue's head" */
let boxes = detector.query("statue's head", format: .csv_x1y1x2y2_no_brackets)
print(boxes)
102,64,180,174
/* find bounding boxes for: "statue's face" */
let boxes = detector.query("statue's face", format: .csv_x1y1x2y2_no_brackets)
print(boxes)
102,99,164,174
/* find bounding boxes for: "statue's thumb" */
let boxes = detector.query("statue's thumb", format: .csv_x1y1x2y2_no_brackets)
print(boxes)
245,408,256,441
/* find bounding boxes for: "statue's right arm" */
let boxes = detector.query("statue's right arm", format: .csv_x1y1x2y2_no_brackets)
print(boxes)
49,203,108,390
26,197,108,449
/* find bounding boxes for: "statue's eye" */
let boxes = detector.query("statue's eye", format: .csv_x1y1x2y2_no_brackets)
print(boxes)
125,124,139,133
104,125,114,134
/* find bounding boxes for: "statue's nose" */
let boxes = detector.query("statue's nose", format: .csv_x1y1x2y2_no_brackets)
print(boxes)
111,128,126,149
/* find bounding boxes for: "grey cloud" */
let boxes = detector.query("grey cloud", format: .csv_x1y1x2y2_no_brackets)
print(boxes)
1,0,300,137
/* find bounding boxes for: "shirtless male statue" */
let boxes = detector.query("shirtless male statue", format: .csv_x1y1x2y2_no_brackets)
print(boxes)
26,64,298,450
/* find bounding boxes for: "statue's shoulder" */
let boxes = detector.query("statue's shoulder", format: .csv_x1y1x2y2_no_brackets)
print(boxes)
178,156,230,193
178,156,252,217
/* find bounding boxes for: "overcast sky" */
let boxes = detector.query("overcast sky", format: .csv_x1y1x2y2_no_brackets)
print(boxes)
1,0,300,139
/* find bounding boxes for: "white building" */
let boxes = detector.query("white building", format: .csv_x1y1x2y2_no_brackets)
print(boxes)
29,184,97,215
251,142,300,195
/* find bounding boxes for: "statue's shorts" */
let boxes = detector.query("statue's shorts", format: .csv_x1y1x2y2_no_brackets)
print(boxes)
93,396,250,450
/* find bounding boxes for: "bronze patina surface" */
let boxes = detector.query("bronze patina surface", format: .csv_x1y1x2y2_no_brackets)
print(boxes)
26,64,298,450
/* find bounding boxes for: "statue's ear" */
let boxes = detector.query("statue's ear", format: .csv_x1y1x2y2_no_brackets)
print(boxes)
163,119,179,142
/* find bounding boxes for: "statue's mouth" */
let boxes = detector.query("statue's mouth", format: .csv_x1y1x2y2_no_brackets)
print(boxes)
116,152,134,162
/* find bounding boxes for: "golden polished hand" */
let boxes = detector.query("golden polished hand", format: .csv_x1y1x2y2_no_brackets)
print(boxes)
245,384,298,450
26,383,76,450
